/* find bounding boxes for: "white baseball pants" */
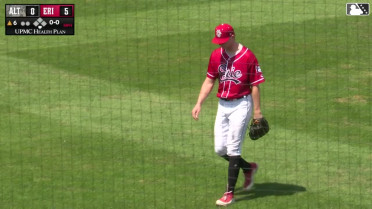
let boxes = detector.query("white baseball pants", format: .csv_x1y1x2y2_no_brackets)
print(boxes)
214,95,253,156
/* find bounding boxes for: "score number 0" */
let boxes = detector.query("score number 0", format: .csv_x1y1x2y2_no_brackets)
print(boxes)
30,7,36,15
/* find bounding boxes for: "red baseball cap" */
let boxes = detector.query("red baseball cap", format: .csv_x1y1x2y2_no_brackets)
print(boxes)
212,23,235,44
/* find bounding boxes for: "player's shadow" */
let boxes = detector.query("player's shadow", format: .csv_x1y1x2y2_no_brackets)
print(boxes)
234,182,306,202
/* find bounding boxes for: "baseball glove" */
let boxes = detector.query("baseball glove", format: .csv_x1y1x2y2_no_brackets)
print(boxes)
248,117,269,140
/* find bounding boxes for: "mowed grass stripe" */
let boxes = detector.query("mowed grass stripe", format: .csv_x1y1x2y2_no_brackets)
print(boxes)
0,108,220,209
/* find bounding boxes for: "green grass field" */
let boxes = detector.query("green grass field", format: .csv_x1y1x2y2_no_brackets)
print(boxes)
0,0,370,208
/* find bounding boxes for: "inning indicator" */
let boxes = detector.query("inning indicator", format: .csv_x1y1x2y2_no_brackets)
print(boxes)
5,4,74,35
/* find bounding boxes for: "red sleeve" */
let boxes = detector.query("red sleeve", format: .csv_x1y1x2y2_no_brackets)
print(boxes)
206,52,218,80
248,56,265,86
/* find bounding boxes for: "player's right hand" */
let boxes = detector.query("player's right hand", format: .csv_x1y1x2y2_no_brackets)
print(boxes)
191,104,201,121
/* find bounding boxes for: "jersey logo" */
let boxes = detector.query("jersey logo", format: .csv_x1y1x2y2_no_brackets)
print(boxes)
218,64,242,84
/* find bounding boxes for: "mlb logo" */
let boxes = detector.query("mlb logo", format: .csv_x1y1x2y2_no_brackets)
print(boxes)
346,3,369,16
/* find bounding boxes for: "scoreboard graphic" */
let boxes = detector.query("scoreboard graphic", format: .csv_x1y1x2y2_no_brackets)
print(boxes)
5,4,74,35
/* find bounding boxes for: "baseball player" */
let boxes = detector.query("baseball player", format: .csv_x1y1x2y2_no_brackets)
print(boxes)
191,23,265,206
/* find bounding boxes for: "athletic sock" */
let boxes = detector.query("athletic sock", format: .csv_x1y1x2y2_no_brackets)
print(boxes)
239,157,252,173
227,155,241,192
223,155,252,173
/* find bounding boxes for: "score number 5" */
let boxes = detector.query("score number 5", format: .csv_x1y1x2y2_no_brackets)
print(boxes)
60,6,73,16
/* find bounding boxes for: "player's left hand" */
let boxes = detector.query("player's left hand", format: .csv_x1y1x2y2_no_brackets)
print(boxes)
253,112,263,119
